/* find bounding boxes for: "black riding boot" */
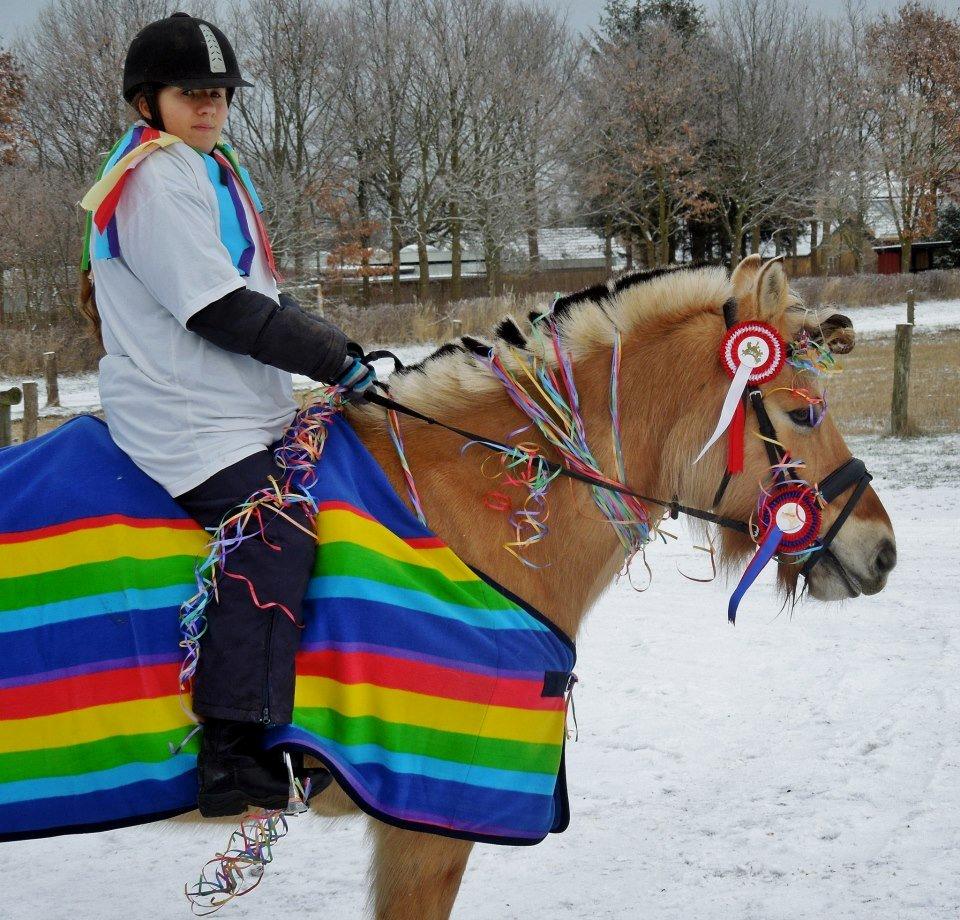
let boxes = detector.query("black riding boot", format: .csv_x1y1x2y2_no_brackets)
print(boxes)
197,718,290,817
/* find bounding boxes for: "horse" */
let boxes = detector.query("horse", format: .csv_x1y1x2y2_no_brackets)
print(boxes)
276,255,895,918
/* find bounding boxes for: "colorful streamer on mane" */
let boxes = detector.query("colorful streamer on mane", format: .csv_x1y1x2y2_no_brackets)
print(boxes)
469,311,652,565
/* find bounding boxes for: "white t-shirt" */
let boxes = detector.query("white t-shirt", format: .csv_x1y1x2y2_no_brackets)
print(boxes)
92,139,296,497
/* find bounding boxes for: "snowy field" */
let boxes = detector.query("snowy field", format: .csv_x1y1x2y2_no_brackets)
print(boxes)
5,431,959,920
1,298,957,420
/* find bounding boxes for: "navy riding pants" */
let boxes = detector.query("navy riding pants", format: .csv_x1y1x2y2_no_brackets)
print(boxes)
174,450,316,725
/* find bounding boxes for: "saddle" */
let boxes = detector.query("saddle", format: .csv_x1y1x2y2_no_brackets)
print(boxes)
0,412,574,845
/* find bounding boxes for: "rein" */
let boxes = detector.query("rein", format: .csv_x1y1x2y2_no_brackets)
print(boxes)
360,311,871,596
363,389,752,537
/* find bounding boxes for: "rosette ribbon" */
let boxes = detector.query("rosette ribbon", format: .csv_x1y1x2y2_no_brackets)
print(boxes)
694,321,786,471
728,486,822,623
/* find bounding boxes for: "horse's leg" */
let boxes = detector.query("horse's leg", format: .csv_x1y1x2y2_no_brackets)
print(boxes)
370,822,474,920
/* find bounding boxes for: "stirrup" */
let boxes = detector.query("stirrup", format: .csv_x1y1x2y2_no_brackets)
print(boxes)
282,751,309,815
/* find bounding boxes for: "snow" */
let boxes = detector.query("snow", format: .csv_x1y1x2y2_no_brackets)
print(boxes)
840,300,960,337
4,432,960,919
0,344,437,423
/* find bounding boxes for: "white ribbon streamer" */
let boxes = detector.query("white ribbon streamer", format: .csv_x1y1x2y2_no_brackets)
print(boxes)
693,358,752,464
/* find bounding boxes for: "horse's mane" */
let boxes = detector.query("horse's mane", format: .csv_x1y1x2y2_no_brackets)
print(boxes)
385,264,732,415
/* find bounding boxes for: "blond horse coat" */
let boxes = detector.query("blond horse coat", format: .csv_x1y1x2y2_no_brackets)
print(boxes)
251,258,896,918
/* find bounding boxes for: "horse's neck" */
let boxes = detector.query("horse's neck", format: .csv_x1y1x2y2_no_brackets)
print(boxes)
349,344,680,639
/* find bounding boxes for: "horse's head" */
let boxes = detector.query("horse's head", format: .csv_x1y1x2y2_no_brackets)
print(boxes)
688,255,896,603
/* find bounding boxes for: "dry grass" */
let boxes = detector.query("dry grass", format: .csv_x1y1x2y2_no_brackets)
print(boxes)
0,316,103,378
321,292,550,350
793,269,960,309
827,330,960,435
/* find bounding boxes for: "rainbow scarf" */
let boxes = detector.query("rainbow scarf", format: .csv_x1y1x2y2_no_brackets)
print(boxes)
79,122,279,280
0,415,574,845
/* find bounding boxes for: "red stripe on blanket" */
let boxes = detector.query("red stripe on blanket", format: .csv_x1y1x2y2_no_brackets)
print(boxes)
0,663,182,719
0,514,199,545
296,649,564,711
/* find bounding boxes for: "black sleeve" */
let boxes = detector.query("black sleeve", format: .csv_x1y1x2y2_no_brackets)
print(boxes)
185,288,349,382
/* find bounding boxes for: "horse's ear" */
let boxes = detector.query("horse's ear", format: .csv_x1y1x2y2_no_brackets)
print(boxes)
798,310,856,354
755,258,789,321
730,254,763,298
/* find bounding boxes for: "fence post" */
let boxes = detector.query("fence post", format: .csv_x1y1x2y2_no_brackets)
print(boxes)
22,381,39,441
891,323,913,436
0,386,22,448
43,351,60,407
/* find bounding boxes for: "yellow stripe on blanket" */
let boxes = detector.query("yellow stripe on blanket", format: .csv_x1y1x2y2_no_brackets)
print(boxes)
2,524,207,579
294,675,566,744
0,695,189,755
317,508,473,583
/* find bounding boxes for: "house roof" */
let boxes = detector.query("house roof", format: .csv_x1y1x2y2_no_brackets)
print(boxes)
872,240,951,252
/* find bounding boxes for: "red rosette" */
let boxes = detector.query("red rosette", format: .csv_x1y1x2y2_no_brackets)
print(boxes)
757,486,822,552
720,321,786,385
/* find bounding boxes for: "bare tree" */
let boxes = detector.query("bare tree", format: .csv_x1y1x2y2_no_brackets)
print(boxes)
575,19,711,267
227,0,346,278
15,0,197,178
699,0,814,265
0,50,26,168
864,1,960,273
350,0,419,301
501,3,580,266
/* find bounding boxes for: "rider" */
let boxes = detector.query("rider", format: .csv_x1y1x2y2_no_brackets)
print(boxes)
80,12,376,817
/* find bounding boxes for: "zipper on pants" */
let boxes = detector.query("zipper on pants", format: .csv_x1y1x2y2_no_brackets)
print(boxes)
261,609,275,723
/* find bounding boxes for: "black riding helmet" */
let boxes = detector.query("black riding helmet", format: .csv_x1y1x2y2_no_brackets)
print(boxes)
123,12,253,128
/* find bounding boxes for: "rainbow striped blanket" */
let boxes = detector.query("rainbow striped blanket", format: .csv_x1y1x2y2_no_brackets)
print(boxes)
0,414,574,845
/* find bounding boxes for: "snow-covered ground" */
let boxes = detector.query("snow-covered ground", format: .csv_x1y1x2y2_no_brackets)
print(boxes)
2,298,957,422
5,432,959,920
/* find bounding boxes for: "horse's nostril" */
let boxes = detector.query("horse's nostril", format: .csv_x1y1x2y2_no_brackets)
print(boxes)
874,539,897,576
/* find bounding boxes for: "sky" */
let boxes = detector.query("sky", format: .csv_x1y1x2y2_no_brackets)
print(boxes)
3,0,959,45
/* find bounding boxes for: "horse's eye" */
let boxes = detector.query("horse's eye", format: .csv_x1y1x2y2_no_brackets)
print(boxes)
788,407,815,427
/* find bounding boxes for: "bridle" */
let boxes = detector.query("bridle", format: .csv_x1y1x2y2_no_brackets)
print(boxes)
359,311,873,585
707,299,874,578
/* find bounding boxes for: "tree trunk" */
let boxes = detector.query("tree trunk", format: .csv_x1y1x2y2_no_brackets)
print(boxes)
657,174,669,266
527,226,540,265
451,205,462,302
809,220,819,276
484,233,501,297
525,166,540,266
625,236,634,270
644,237,656,268
388,165,403,303
357,174,371,307
900,237,913,274
449,109,463,302
603,217,613,273
416,210,430,304
750,223,761,255
22,381,38,441
729,212,743,267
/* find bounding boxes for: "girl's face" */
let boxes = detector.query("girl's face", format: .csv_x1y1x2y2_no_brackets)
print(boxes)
139,86,229,152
